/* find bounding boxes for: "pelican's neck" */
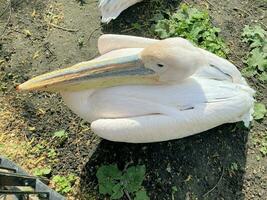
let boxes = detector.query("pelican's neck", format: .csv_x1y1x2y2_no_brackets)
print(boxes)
61,90,95,122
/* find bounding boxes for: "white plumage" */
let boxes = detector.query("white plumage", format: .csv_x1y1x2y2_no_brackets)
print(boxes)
99,0,142,23
61,35,254,143
18,35,255,143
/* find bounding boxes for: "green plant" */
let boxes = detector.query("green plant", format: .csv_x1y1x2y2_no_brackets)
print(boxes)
171,186,178,200
253,103,266,120
33,167,51,177
96,164,149,200
47,148,57,159
154,4,229,57
253,131,267,157
53,130,68,144
241,25,267,82
51,174,77,194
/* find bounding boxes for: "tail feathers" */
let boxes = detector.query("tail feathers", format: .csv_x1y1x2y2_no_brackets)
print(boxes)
99,0,142,23
238,83,255,127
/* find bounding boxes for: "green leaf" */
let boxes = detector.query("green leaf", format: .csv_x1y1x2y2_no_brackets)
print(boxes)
134,190,150,200
123,165,146,193
259,72,267,82
247,48,267,71
96,165,122,195
242,25,266,41
99,182,115,195
253,103,267,120
110,184,124,199
53,130,68,138
172,186,178,192
250,38,263,48
241,66,257,77
260,146,267,156
96,164,122,182
154,4,228,57
33,167,51,177
52,174,76,194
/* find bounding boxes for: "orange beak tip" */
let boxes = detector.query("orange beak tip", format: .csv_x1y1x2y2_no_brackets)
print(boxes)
16,85,21,91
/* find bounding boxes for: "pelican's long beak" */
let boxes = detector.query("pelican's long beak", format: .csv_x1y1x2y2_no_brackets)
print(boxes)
17,54,158,92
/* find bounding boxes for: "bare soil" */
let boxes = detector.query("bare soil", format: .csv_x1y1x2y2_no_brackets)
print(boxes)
0,0,266,199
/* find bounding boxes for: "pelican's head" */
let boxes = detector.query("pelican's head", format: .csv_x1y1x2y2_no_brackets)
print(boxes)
17,37,206,92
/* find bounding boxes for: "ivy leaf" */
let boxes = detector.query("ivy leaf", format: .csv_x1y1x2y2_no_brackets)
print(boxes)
134,190,150,200
123,165,146,193
253,103,267,120
110,184,124,199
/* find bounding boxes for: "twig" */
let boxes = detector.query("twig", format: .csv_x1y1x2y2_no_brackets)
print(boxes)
123,160,134,172
0,0,12,39
49,23,79,32
0,0,10,18
260,22,267,30
124,190,132,200
88,26,101,42
205,0,215,8
203,167,224,197
233,7,252,17
121,24,146,33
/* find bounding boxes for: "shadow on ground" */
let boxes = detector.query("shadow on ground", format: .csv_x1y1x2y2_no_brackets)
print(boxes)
80,124,249,199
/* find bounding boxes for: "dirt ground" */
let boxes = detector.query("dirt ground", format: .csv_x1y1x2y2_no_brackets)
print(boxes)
0,0,266,199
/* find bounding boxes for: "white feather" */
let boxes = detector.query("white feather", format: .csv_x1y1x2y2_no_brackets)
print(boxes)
99,0,143,23
61,35,255,143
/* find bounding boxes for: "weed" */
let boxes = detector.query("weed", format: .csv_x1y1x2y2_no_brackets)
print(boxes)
33,167,51,177
154,4,229,57
51,174,77,194
253,103,266,120
230,162,238,171
53,130,68,145
241,25,267,82
171,186,178,200
96,164,149,200
53,130,68,138
78,36,84,48
47,148,57,159
253,131,267,157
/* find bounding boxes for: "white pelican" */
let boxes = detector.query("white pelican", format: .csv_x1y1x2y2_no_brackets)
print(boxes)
17,34,255,143
99,0,142,23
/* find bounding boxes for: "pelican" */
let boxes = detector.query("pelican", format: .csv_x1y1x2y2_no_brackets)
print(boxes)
17,34,255,143
99,0,142,23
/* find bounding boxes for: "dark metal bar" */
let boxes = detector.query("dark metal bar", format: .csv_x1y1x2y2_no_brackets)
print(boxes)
0,172,36,187
0,190,49,195
0,166,16,173
0,156,65,200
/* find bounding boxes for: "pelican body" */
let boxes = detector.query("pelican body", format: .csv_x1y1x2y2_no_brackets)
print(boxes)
99,0,143,23
18,35,254,143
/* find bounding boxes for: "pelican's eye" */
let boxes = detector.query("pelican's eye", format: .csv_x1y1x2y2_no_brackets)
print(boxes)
157,63,164,68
